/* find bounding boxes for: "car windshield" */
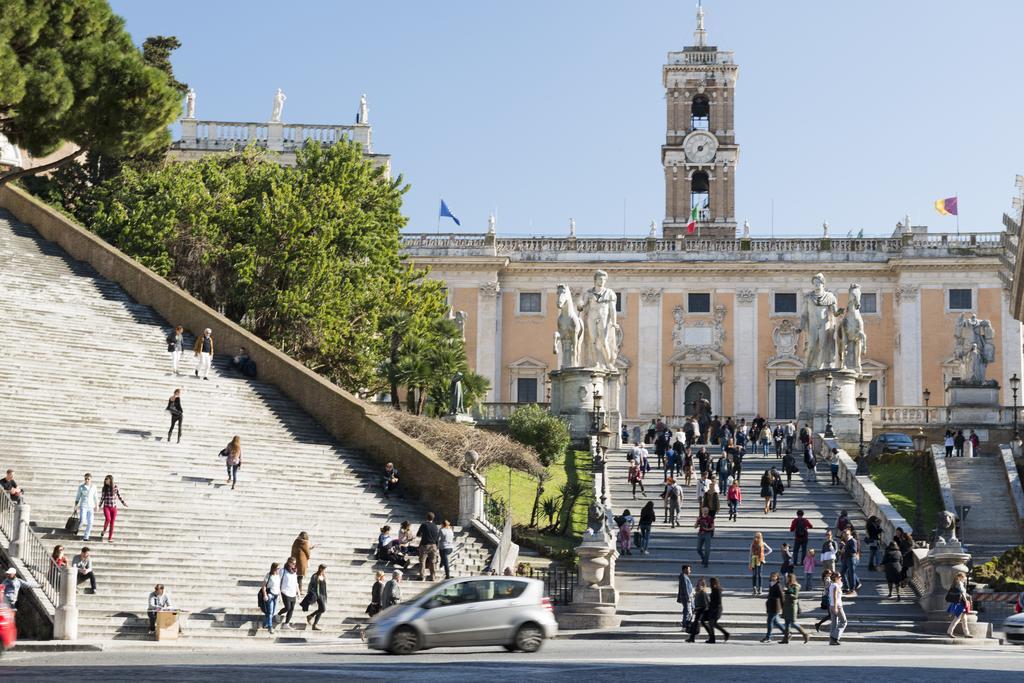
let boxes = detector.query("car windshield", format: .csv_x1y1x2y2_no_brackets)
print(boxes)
885,434,913,447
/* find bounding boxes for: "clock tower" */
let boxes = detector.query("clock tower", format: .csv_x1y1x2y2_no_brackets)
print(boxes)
662,5,739,239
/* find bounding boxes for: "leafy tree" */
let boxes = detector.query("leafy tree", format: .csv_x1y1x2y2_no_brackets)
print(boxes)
0,1,181,185
507,404,571,467
88,141,434,392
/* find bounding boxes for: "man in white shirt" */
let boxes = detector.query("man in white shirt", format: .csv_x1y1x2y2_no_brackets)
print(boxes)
72,546,97,593
73,473,99,541
828,572,847,645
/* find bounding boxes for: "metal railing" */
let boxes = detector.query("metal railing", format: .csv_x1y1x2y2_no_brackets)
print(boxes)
0,489,14,543
526,564,578,605
482,490,507,532
19,530,61,607
472,402,550,424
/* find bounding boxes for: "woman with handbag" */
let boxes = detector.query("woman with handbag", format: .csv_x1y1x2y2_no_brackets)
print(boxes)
685,578,708,643
166,389,183,444
638,501,656,555
366,571,385,618
617,509,634,556
946,572,974,638
302,564,327,631
260,562,281,635
759,470,773,515
702,577,730,643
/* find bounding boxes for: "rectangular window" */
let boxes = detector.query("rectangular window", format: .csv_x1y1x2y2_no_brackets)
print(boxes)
775,379,796,419
869,379,879,406
518,292,542,313
615,292,623,313
516,378,538,404
774,292,798,314
688,292,711,313
948,289,972,310
861,292,878,314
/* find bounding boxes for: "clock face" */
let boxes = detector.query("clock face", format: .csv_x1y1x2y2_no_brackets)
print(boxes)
684,131,718,163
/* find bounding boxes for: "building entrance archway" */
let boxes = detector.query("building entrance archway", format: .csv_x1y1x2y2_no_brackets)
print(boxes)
684,381,711,417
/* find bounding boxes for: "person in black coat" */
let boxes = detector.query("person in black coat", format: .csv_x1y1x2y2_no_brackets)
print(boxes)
880,541,903,600
703,577,730,643
166,389,183,444
761,572,787,642
302,564,328,629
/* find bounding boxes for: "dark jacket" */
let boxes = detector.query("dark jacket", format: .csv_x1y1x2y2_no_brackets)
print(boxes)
166,397,183,417
782,584,799,621
702,490,720,515
676,574,693,605
639,505,656,526
881,546,903,582
708,586,723,616
765,582,783,615
370,579,383,605
307,573,327,601
693,588,709,612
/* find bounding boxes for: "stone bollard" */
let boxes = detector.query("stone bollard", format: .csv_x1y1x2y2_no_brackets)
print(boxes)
8,503,29,559
54,563,78,640
457,474,485,528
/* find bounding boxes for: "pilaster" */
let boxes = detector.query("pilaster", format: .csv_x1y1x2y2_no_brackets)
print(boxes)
734,289,757,416
638,289,662,416
895,285,922,404
477,281,501,401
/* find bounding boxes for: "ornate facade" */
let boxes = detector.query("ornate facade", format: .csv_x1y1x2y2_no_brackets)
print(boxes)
402,11,1023,423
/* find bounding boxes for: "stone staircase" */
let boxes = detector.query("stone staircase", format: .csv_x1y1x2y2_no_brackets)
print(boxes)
0,211,491,641
945,455,1021,563
607,445,926,639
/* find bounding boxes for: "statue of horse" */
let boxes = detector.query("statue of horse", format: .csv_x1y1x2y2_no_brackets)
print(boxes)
553,283,584,369
838,283,867,372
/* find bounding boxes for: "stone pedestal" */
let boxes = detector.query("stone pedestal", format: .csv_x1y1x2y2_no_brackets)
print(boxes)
947,383,1001,425
559,540,621,629
797,369,871,447
442,413,477,426
549,367,620,442
913,540,992,638
457,473,484,528
54,563,78,641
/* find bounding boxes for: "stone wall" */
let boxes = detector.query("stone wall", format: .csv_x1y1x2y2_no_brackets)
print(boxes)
998,444,1024,532
822,436,913,541
0,185,461,518
929,445,957,515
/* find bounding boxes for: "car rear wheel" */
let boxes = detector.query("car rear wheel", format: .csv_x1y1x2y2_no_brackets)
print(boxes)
388,626,419,655
513,623,544,653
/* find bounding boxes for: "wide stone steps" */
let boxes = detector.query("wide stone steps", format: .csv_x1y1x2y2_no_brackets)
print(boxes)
944,456,1020,553
0,212,491,641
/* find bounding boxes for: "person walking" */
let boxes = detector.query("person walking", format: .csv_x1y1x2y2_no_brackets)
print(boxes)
98,475,127,543
827,571,848,645
416,512,441,581
167,325,184,375
73,473,100,542
759,470,773,515
780,543,795,581
953,429,965,458
439,519,455,578
366,570,385,618
686,578,709,643
260,562,281,634
638,501,655,555
665,477,683,527
781,573,810,644
381,570,403,608
865,516,883,571
789,509,813,566
291,532,318,592
802,548,818,591
676,564,694,632
828,448,841,485
749,532,773,595
820,530,838,574
761,571,787,642
166,389,183,443
193,327,214,380
277,557,300,629
773,424,786,459
302,564,328,630
223,436,242,490
726,478,742,521
840,528,861,593
881,541,903,600
782,450,796,487
813,569,833,633
617,509,635,556
702,480,721,519
769,468,784,512
703,577,730,643
946,571,974,638
785,420,797,454
682,447,694,487
695,507,715,568
804,445,817,483
628,458,646,500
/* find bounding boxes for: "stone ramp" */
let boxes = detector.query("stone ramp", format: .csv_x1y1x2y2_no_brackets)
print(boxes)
607,446,925,638
0,211,490,640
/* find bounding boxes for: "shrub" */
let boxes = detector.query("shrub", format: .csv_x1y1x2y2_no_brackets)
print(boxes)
973,544,1024,591
507,404,571,467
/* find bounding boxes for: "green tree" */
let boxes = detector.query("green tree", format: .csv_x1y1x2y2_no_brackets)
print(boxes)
507,403,571,467
0,1,181,185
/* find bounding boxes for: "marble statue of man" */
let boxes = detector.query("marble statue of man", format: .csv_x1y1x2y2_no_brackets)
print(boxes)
798,273,842,370
964,343,986,384
581,270,618,370
185,88,196,119
271,88,287,122
359,93,369,124
449,371,465,415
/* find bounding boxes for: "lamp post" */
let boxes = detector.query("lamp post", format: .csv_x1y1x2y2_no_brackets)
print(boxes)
923,388,931,424
855,392,868,475
824,374,835,439
1011,373,1020,442
912,428,927,538
597,422,614,505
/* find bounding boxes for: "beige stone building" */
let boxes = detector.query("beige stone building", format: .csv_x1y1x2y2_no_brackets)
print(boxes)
403,12,1023,428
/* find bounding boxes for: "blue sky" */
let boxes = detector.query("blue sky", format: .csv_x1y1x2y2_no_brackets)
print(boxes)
110,1,1024,237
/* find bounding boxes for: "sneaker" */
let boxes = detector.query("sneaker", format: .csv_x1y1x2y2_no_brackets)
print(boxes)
312,625,322,631
203,377,209,381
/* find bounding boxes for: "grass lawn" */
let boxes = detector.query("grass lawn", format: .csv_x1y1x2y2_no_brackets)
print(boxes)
869,457,942,537
484,449,593,558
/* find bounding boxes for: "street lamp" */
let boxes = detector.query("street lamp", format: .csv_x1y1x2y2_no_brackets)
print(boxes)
597,422,614,505
923,388,931,424
824,374,835,439
912,428,927,538
855,392,868,475
1011,373,1020,441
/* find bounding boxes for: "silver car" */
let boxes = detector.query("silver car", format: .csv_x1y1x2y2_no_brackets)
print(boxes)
365,576,558,654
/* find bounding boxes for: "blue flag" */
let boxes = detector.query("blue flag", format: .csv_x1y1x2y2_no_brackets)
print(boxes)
439,199,461,226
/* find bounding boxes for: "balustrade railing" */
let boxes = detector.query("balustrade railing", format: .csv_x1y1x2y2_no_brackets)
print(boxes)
0,489,14,544
473,402,550,423
525,564,578,605
20,530,61,607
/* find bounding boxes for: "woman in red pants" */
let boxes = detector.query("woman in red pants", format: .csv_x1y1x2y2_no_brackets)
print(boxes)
99,475,128,543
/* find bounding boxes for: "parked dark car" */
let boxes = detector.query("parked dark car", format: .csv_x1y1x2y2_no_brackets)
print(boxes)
867,432,915,459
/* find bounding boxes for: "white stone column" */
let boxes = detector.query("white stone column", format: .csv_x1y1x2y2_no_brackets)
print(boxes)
9,503,28,558
458,474,485,527
266,121,284,152
54,563,78,640
1001,293,1023,404
477,281,501,401
637,289,662,416
895,285,922,404
180,118,198,145
734,289,757,416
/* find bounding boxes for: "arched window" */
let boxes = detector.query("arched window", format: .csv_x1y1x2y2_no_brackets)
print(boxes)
691,171,710,220
691,95,710,131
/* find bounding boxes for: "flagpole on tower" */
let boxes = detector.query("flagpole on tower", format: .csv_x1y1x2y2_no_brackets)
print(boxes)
437,195,441,234
956,191,960,235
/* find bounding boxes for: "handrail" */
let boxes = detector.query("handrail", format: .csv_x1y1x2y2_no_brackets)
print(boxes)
0,488,60,609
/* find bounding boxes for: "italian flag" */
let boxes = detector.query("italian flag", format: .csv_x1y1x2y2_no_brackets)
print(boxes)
686,204,700,234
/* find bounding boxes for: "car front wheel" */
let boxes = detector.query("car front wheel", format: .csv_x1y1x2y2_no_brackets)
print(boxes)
388,626,419,655
513,623,544,653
